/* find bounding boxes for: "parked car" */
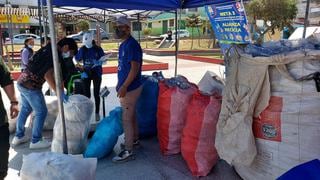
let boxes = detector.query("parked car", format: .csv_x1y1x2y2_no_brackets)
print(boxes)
288,26,320,40
160,30,190,39
9,33,41,44
67,28,109,42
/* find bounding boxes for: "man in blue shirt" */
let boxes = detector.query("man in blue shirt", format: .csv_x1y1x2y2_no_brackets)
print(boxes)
112,16,143,163
75,33,105,121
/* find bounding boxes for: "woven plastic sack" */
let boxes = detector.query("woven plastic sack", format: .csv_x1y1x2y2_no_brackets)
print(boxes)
235,55,320,179
51,95,94,154
20,152,97,180
181,91,221,176
84,107,123,159
157,80,197,155
136,76,159,137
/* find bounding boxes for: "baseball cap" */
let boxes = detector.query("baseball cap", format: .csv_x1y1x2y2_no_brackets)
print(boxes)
116,16,131,27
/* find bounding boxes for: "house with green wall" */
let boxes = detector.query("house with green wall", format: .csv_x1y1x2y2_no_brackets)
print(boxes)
146,7,210,37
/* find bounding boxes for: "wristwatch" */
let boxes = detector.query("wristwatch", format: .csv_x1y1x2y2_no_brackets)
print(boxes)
10,101,18,105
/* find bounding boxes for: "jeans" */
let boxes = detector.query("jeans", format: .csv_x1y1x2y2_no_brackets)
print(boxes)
16,84,48,143
83,71,102,114
0,123,9,179
120,85,142,151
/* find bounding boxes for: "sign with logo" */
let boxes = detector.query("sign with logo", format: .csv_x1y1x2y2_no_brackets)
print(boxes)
0,15,30,24
205,2,250,46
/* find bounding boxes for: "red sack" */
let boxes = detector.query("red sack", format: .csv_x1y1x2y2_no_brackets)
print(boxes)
157,81,197,155
181,91,221,176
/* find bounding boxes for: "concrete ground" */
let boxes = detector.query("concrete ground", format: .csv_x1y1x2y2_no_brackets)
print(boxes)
3,54,241,180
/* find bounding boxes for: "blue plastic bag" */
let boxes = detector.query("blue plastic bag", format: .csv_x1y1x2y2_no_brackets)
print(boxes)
84,107,123,159
136,76,159,138
278,159,320,180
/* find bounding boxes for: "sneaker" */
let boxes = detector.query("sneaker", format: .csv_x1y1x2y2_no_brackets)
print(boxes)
120,139,140,150
112,150,135,163
11,136,29,146
29,140,51,149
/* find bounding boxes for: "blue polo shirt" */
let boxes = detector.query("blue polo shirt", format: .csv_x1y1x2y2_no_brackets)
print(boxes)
75,45,105,76
117,36,142,92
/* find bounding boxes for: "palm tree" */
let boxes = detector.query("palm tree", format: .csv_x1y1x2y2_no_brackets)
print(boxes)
186,14,202,49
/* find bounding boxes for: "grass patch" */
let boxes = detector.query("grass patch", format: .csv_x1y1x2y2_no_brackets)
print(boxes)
2,39,216,54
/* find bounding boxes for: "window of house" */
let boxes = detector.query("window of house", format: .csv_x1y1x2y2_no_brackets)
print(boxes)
132,21,141,31
148,22,152,28
188,8,198,12
169,19,174,27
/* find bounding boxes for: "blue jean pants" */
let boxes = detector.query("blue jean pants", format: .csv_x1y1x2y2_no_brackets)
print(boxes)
16,84,48,143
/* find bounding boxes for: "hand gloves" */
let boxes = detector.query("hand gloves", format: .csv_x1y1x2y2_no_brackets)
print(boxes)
81,72,88,79
92,59,103,68
61,91,69,103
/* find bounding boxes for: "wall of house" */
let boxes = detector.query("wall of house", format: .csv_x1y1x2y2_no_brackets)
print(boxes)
150,21,162,35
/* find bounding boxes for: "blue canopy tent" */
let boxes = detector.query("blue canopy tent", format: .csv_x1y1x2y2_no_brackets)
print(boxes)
52,0,234,10
46,0,238,154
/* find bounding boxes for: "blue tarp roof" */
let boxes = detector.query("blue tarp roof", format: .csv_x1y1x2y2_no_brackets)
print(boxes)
52,0,235,10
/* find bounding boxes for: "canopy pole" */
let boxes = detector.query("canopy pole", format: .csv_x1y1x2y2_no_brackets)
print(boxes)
174,10,178,76
47,0,68,154
41,0,48,44
0,25,3,57
37,0,43,40
303,0,310,39
5,1,14,66
138,13,141,44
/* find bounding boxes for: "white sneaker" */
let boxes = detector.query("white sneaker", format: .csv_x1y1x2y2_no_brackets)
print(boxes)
11,136,29,146
29,140,51,149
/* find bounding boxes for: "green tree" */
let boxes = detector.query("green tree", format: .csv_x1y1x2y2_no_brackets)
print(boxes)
246,0,297,43
186,14,202,49
76,20,90,32
143,28,152,48
206,21,217,48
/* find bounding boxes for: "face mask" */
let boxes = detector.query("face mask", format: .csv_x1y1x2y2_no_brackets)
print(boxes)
62,51,70,58
85,42,93,49
83,32,93,48
115,28,126,39
27,45,33,49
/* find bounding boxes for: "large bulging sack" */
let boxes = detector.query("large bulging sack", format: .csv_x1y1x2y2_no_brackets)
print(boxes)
181,91,221,177
136,76,159,138
42,96,58,130
51,95,94,154
157,81,197,155
84,107,123,159
31,96,58,130
235,57,320,179
20,152,97,180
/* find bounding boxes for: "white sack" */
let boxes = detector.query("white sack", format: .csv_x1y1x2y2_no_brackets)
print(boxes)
20,152,97,180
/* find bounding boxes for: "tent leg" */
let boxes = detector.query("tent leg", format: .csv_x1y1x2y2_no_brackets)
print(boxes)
41,0,48,44
47,0,68,154
174,10,178,76
38,0,43,40
138,13,141,44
